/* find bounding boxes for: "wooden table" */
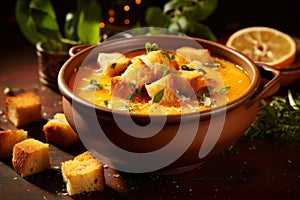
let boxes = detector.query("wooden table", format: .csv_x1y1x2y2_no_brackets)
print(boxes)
1,38,300,200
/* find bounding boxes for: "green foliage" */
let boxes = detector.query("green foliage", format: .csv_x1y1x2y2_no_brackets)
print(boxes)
145,0,218,41
15,0,101,52
244,90,300,142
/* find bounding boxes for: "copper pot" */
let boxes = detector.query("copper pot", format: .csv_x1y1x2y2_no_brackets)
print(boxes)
58,35,280,174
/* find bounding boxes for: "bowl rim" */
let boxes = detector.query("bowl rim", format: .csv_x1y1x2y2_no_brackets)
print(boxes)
58,35,261,121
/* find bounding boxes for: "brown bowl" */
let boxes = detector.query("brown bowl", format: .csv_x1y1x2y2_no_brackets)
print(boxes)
58,35,280,174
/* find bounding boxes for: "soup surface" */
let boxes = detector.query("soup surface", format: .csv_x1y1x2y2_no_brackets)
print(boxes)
70,44,251,115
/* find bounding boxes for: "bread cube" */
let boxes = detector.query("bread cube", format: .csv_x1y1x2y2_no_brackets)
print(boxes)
43,113,80,148
12,138,50,177
97,52,130,77
61,151,105,195
5,92,42,127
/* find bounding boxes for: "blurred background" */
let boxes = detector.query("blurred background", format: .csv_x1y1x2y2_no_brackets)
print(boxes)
1,0,300,49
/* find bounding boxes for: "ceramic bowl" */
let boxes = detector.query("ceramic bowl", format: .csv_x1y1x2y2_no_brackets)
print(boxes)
58,35,280,174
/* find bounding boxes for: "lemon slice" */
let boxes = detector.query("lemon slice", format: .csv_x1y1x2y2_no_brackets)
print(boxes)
226,26,296,69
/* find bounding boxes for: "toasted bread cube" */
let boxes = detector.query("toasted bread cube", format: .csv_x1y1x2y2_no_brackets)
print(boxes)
5,92,42,127
97,52,130,77
43,113,80,148
176,47,212,63
12,138,50,177
145,73,195,106
179,69,206,94
61,151,105,195
138,50,175,69
0,129,27,159
120,58,152,87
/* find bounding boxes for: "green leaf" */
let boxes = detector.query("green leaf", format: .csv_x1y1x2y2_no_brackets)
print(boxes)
185,0,218,21
197,93,211,106
198,0,218,19
145,42,160,53
64,11,79,41
287,90,299,110
219,86,231,94
29,0,62,42
15,0,42,45
153,89,165,103
169,15,189,33
203,62,221,67
104,100,111,108
161,66,169,77
145,6,170,27
76,0,101,44
163,0,182,13
82,79,103,91
189,22,217,41
244,90,300,142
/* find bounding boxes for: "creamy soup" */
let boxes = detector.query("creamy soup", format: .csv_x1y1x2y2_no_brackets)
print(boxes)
70,45,251,115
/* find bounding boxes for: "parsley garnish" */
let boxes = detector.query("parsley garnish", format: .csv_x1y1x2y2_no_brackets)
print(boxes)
153,89,165,103
203,62,220,68
244,90,300,142
110,63,117,69
161,50,175,61
82,79,103,91
196,93,211,106
128,81,142,101
161,66,169,77
219,86,231,94
181,65,195,71
104,100,111,108
145,42,160,53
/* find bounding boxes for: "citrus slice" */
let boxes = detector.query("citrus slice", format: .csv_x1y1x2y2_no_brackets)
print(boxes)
226,26,296,69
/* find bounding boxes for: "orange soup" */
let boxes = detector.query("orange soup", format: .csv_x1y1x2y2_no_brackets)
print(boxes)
70,45,251,115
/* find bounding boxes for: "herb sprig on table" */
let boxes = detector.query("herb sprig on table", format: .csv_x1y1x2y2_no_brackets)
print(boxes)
244,90,300,142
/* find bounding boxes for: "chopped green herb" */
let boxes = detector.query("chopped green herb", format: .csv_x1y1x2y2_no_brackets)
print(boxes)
181,65,195,71
196,93,212,106
127,82,142,101
128,88,143,101
161,50,175,61
244,90,300,142
82,79,103,91
161,66,169,77
129,81,136,89
135,88,142,99
219,86,231,94
153,89,164,103
145,42,160,53
110,63,117,69
133,105,140,110
204,62,220,67
104,100,111,108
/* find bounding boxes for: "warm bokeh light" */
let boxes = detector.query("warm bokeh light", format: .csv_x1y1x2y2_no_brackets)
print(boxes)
109,17,115,23
108,9,115,16
135,0,142,4
124,19,130,25
124,5,130,11
99,22,105,28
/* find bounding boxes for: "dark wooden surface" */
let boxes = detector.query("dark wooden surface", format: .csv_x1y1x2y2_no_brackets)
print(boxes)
1,1,300,199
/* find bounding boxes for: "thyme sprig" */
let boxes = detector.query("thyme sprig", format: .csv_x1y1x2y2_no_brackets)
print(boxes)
244,90,300,142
